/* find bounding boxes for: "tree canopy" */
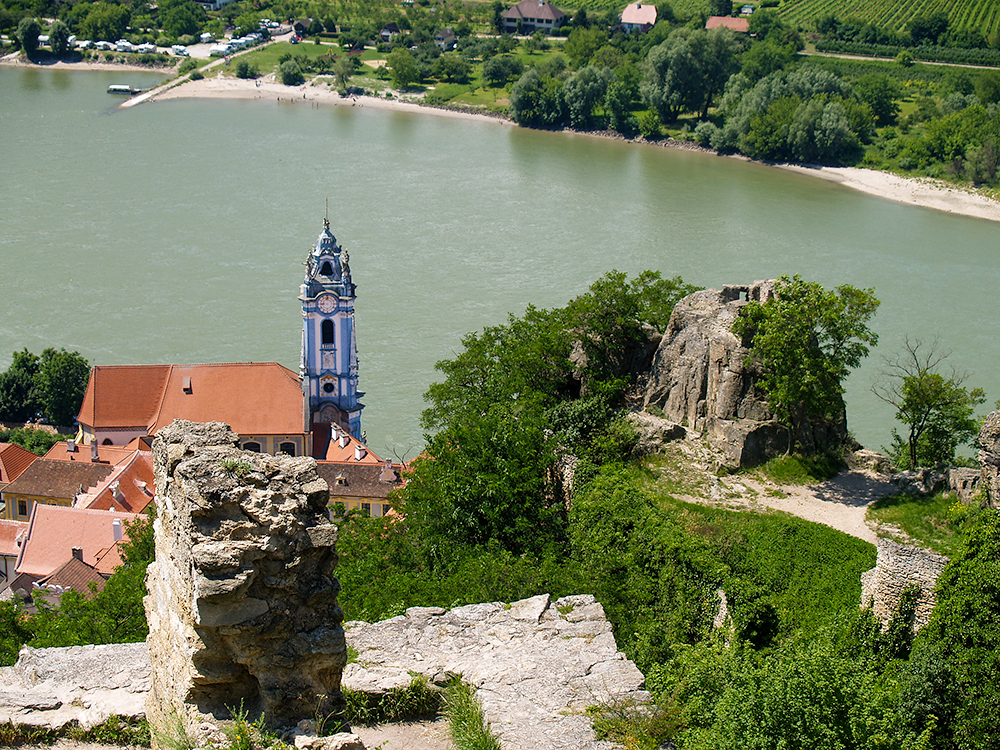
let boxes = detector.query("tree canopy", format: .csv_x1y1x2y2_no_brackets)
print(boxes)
0,347,90,426
732,276,879,452
873,339,985,469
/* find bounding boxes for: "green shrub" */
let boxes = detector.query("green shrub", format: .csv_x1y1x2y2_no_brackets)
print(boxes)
189,69,204,80
178,57,198,75
637,110,661,139
279,60,304,86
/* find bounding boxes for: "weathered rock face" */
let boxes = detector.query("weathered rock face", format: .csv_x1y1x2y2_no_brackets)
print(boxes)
860,538,948,631
145,420,346,740
641,281,848,467
978,411,1000,508
344,593,649,750
641,282,780,466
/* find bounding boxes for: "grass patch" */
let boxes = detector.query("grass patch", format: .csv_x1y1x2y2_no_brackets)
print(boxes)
587,697,681,750
0,716,150,747
443,681,501,750
867,491,969,556
343,673,442,726
752,452,843,484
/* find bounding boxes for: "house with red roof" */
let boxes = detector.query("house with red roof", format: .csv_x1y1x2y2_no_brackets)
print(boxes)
0,442,39,491
0,519,29,585
621,2,656,33
502,0,567,34
706,15,750,32
1,457,114,521
13,503,138,580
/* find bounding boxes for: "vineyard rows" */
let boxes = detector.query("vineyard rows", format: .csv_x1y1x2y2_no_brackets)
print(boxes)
780,0,1000,38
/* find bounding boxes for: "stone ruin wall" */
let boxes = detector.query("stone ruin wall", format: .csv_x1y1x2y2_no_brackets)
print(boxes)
860,538,948,631
144,420,347,742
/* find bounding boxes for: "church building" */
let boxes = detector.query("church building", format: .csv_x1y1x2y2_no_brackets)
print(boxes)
75,219,369,460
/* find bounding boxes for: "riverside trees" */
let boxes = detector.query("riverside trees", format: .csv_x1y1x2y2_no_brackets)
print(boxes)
873,339,986,469
0,348,90,426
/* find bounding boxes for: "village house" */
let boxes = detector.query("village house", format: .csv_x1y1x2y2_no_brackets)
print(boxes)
502,0,567,34
0,519,28,586
0,441,38,492
706,15,750,32
620,2,657,33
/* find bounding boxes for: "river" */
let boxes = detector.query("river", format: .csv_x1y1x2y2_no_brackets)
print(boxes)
2,65,999,458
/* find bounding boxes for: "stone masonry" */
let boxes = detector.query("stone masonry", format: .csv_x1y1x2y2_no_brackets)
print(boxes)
860,538,948,631
144,420,347,739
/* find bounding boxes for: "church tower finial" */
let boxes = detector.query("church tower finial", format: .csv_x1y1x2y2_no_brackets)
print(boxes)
299,217,364,443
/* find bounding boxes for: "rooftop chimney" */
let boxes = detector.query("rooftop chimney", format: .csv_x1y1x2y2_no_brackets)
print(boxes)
91,441,99,462
182,376,192,393
71,547,84,561
340,434,349,449
355,444,366,461
112,518,123,542
66,440,77,453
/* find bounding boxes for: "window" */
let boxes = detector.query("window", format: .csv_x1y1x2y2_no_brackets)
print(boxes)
243,441,262,452
382,504,391,517
361,502,371,516
321,319,334,345
102,438,113,445
279,441,296,456
18,500,27,518
320,261,333,276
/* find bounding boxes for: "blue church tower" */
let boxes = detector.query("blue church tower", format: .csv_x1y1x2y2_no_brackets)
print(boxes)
300,218,364,443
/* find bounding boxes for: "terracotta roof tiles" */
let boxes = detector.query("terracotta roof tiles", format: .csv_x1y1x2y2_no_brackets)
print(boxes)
15,504,139,577
0,443,39,484
2,458,114,501
0,519,29,558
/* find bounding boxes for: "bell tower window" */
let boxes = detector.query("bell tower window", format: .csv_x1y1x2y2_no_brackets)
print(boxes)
320,261,333,276
321,319,335,345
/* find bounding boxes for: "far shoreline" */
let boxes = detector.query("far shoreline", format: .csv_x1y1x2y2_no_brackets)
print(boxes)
6,54,1000,224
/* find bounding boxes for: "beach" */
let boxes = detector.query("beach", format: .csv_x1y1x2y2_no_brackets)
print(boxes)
5,52,1000,223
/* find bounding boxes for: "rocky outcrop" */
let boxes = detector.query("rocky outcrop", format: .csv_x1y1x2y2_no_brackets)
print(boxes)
978,411,1000,508
860,538,948,631
642,282,791,466
145,420,347,742
0,643,149,729
343,594,649,750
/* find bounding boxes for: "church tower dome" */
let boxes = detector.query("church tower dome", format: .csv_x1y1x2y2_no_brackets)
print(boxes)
300,218,364,441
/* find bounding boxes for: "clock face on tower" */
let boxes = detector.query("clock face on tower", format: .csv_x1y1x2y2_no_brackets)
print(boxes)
317,295,336,313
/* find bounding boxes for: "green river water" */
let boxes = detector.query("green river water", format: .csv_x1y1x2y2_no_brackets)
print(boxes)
2,65,998,457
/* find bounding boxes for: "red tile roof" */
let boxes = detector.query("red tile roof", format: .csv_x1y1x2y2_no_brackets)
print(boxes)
317,460,404,501
706,15,749,31
319,428,383,464
621,2,657,26
2,458,115,501
15,504,139,577
77,364,171,430
37,556,108,597
77,362,306,438
43,441,134,465
0,519,29,558
84,451,155,514
0,443,39,484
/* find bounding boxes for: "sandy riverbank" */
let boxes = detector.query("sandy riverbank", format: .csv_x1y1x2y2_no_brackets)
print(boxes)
0,51,175,73
7,54,1000,221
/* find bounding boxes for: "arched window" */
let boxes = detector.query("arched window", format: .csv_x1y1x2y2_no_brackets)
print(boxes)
320,261,333,276
321,319,335,345
102,438,113,445
279,441,296,456
243,441,262,453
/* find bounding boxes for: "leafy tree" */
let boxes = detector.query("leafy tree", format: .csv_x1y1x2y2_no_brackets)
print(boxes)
740,40,794,83
432,54,470,83
564,26,605,69
279,59,305,86
158,0,203,40
873,339,986,469
33,348,90,426
0,600,33,666
234,58,258,79
17,16,40,55
482,54,522,87
909,12,949,46
605,76,637,133
732,275,879,453
975,70,1000,105
709,0,733,16
48,19,70,56
0,426,71,455
854,73,902,127
913,509,1000,749
80,3,130,42
332,56,357,93
387,48,419,88
562,65,611,129
510,68,566,127
0,349,41,422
